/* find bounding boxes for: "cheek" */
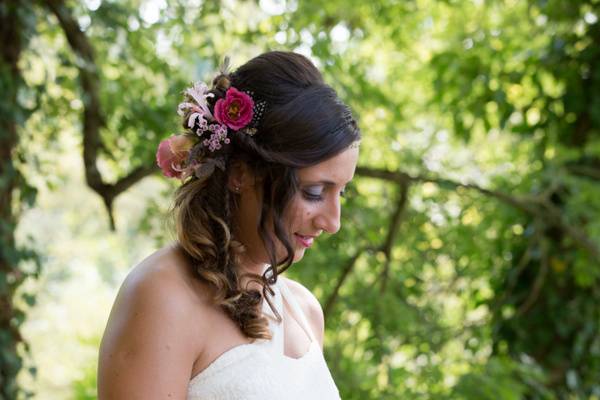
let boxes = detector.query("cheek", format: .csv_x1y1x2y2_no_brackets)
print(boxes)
285,200,314,229
291,204,319,229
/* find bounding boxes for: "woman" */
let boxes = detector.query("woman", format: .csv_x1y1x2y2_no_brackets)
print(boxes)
98,50,361,399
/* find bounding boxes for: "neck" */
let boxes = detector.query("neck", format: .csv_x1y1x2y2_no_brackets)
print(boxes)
235,252,272,289
237,258,270,277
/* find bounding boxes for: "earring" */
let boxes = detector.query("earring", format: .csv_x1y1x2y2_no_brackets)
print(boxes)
234,185,240,193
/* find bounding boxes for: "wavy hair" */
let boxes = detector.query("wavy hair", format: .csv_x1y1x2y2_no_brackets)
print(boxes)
170,51,361,339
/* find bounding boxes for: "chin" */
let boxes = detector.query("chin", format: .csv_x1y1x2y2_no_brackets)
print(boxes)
292,248,306,263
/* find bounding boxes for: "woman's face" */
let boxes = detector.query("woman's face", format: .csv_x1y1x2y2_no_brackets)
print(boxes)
232,146,359,270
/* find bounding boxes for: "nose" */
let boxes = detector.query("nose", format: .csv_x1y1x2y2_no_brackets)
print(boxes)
314,194,341,234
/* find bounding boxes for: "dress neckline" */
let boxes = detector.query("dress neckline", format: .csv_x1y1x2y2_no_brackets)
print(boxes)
189,277,318,386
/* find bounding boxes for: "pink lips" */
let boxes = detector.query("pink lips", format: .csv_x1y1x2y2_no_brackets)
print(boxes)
294,233,314,248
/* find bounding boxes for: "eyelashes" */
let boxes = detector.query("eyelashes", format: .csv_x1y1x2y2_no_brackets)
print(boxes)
302,192,323,202
301,188,346,202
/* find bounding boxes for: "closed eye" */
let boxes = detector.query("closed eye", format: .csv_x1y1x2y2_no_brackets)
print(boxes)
302,190,323,202
302,186,347,202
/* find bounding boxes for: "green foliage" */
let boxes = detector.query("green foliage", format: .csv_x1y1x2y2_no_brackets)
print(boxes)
425,1,600,396
6,0,600,398
450,356,556,400
71,345,98,400
1,1,44,399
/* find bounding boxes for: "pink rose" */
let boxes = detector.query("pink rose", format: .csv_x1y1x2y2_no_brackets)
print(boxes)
156,135,194,178
214,87,254,131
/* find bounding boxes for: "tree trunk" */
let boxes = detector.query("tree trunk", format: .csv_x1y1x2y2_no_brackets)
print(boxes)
0,1,26,398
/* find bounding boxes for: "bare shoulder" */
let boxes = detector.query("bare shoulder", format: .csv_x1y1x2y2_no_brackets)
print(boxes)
280,276,325,349
98,243,210,399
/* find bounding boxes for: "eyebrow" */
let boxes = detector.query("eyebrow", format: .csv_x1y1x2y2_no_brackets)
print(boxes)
300,179,350,187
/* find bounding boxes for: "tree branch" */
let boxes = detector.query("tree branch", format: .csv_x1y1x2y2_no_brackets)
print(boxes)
491,225,541,313
566,165,600,181
517,238,550,316
378,181,410,294
356,166,536,214
323,249,368,322
45,0,158,230
356,166,600,259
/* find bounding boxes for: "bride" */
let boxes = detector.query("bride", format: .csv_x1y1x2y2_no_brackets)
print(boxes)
97,50,361,399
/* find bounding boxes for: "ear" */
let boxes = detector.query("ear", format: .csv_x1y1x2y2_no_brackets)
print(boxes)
227,161,255,193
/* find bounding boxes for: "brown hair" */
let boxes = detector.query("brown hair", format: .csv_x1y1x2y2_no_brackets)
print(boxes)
170,51,360,339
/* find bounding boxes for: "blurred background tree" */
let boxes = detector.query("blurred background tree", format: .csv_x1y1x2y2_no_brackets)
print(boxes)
2,0,599,399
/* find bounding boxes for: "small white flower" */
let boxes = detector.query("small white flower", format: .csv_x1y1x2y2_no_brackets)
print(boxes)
177,81,216,131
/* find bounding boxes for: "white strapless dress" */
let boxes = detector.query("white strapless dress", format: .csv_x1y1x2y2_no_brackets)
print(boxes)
187,278,341,399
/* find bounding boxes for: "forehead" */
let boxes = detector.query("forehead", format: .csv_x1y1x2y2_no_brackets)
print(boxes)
296,147,359,185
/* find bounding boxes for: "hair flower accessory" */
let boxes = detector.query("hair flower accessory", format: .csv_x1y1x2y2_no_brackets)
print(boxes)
177,81,214,132
214,87,254,131
156,56,269,182
156,134,195,179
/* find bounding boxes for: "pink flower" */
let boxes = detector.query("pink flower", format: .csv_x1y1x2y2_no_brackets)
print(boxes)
156,135,195,178
214,87,254,131
177,82,215,132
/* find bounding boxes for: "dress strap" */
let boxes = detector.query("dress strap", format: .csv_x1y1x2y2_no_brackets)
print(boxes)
261,280,285,352
278,278,317,343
